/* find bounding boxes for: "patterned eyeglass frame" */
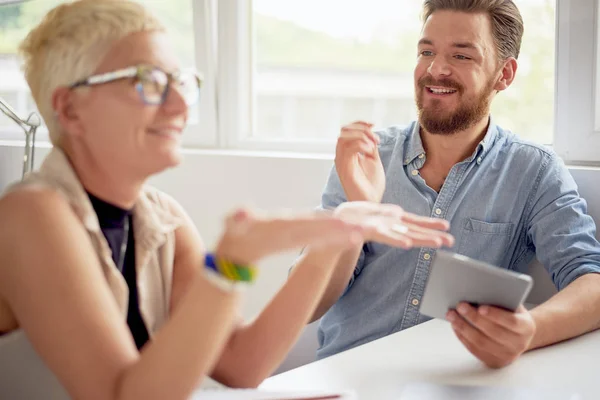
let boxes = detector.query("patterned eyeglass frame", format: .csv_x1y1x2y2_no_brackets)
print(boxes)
69,64,203,106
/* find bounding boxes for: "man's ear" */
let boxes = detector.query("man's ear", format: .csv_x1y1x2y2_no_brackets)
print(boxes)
494,57,518,92
52,87,85,137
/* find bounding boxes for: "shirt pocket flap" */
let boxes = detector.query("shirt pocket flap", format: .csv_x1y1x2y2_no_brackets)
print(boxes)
465,218,514,235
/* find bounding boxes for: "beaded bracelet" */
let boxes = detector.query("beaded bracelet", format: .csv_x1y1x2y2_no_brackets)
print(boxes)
204,253,258,283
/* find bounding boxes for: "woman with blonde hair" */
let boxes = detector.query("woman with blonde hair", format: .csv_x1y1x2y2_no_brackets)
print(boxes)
0,1,454,399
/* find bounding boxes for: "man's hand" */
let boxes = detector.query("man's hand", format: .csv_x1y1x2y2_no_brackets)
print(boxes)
447,303,536,368
335,121,385,203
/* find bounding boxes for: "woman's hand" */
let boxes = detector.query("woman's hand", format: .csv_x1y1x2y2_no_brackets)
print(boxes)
214,203,454,266
333,201,455,249
214,208,365,265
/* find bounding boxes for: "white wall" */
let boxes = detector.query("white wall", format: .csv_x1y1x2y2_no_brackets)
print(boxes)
147,148,337,318
0,143,335,319
1,143,600,373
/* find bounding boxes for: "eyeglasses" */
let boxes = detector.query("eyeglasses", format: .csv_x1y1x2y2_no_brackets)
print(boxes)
69,64,202,106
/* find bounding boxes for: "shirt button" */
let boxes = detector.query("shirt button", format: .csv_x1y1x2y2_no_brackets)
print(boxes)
412,298,420,306
477,157,483,164
418,153,425,159
423,253,431,260
411,170,419,176
435,208,442,215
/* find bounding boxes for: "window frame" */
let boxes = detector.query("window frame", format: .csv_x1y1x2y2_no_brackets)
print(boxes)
217,0,336,153
554,0,600,165
185,0,219,148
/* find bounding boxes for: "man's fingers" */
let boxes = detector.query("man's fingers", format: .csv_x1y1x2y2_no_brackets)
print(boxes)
477,305,531,335
454,303,519,348
340,126,379,145
346,120,374,128
454,329,508,369
449,311,514,365
337,139,377,158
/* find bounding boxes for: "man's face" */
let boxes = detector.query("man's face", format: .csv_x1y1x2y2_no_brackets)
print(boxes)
414,10,503,135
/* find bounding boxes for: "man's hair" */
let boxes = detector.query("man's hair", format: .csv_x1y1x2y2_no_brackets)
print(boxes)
422,0,524,61
19,0,165,147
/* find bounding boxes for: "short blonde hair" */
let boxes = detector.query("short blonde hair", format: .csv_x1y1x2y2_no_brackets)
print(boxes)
19,0,165,147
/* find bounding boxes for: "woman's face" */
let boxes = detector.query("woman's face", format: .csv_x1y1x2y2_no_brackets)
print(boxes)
60,31,190,177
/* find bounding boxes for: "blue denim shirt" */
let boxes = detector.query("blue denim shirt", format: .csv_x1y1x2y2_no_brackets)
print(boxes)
317,119,600,359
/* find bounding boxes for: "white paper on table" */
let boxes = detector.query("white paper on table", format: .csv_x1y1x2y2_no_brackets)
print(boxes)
190,388,357,400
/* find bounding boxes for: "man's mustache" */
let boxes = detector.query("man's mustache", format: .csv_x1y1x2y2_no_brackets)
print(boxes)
418,77,463,92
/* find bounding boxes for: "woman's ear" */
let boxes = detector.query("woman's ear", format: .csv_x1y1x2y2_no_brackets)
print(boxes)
52,87,85,137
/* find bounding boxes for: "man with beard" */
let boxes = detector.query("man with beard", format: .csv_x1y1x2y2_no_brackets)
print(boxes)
310,0,600,368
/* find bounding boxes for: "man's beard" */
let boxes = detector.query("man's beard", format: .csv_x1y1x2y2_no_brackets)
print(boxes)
415,76,495,135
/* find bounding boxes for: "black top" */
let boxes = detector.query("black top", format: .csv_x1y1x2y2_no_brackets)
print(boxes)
88,192,150,350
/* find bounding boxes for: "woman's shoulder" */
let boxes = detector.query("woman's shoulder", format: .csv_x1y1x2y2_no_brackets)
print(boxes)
2,166,73,209
0,185,76,255
0,183,70,218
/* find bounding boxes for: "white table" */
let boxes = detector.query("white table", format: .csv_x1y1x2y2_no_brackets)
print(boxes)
261,319,600,399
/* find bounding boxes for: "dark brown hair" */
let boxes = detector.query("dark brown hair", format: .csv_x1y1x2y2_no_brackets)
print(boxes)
422,0,524,60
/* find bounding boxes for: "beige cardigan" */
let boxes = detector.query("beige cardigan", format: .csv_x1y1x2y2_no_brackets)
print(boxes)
0,148,183,399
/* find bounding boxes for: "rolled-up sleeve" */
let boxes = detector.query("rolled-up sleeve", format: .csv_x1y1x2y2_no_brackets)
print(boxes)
527,153,600,291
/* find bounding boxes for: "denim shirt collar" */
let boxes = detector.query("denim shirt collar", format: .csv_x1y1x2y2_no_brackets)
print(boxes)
403,116,499,166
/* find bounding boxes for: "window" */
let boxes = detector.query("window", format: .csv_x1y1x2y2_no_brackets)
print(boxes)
1,0,599,164
0,0,215,145
553,0,600,165
0,0,46,141
243,0,555,149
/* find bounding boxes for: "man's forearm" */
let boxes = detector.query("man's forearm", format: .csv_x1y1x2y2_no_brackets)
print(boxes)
210,247,344,388
528,273,600,350
309,242,363,323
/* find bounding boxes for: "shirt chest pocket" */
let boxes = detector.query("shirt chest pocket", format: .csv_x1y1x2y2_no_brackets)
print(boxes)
456,218,515,266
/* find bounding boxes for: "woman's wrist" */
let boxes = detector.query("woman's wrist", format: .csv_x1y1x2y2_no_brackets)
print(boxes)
200,252,258,293
204,252,257,283
214,234,253,267
201,267,241,293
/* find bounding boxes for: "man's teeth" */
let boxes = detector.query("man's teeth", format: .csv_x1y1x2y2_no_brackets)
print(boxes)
429,88,456,94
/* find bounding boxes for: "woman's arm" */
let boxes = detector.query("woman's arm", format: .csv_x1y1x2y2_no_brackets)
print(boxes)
0,188,241,400
167,206,347,387
0,188,369,399
209,202,455,387
210,247,343,387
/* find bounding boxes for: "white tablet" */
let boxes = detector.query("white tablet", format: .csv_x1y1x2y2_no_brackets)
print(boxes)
419,250,534,320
